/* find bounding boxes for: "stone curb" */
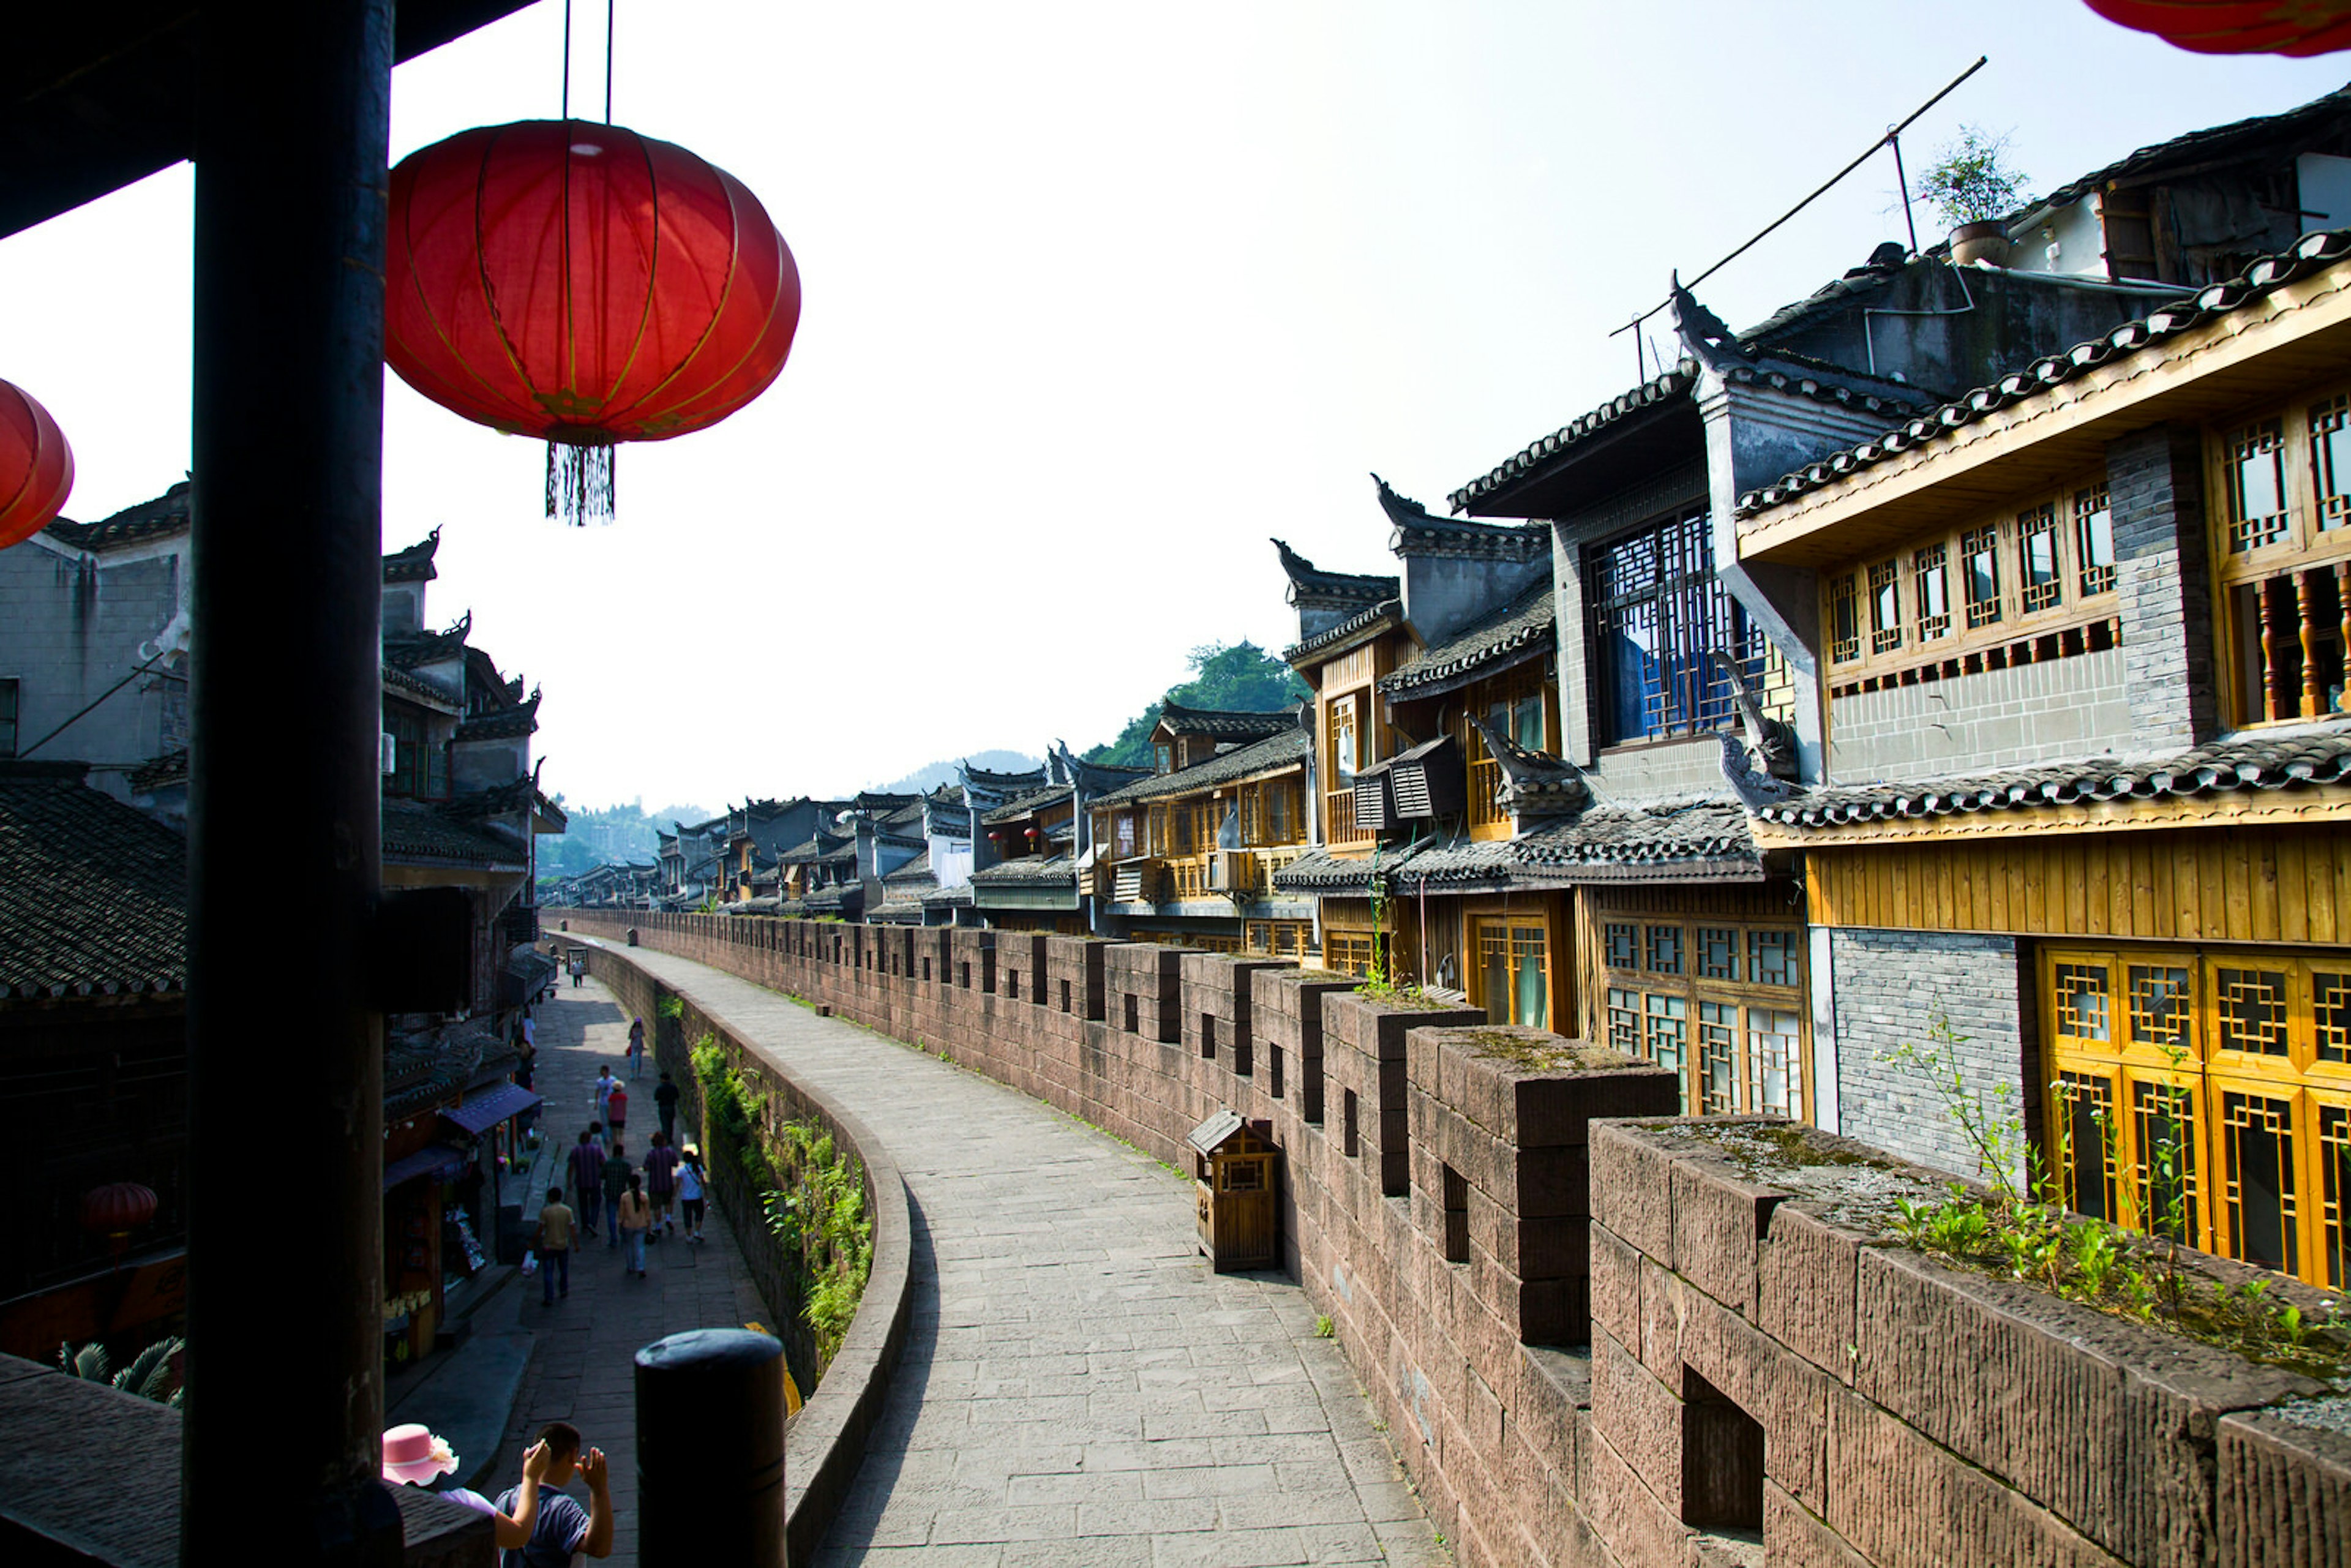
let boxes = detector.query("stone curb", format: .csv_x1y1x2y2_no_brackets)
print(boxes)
578,938,915,1568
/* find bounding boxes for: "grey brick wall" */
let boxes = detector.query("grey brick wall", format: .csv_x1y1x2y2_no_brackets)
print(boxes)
1831,928,2030,1183
1828,648,2131,782
0,544,178,776
2109,422,2220,750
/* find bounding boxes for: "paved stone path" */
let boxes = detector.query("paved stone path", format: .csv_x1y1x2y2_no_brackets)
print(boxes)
599,940,1447,1568
481,973,771,1567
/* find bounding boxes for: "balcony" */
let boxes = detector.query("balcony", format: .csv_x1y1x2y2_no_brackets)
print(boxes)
1326,787,1371,847
1467,754,1507,835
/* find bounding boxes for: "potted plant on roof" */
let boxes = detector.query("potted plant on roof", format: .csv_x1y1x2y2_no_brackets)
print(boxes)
1919,125,2030,266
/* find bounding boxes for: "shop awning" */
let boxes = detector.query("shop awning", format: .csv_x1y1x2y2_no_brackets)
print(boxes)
441,1082,541,1136
383,1144,471,1191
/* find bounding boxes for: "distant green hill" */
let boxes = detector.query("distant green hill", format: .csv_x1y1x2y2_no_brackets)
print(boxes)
1085,642,1308,769
539,798,718,878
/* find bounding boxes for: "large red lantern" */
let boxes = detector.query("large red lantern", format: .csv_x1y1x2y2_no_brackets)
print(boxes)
80,1181,157,1261
384,120,800,525
0,378,74,550
2083,1,2351,54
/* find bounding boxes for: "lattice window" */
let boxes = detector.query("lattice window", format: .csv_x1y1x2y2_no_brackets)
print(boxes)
1645,993,1689,1079
1745,1008,1802,1120
1606,988,1641,1058
1698,1002,1738,1116
1646,924,1683,977
2054,1071,2119,1223
2053,962,2113,1044
2319,1103,2350,1290
2075,486,2116,597
2018,503,2062,613
1697,927,1739,983
1829,572,1860,664
2314,394,2351,533
1604,923,1638,969
1747,929,1798,989
1590,509,1774,744
1963,525,2003,629
2216,967,2291,1056
2226,419,2292,553
1913,544,1951,642
2130,1079,2200,1247
2315,970,2351,1065
2128,964,2193,1056
1869,559,1902,654
2220,1089,2300,1277
1477,920,1548,1028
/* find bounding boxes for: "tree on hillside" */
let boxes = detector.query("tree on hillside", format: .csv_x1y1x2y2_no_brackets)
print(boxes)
1084,641,1310,768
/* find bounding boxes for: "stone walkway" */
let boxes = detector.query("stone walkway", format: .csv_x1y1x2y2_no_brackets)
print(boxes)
596,940,1447,1568
479,973,771,1567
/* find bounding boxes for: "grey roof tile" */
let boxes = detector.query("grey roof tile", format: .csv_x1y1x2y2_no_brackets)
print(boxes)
1378,583,1555,697
0,764,186,997
1091,729,1310,808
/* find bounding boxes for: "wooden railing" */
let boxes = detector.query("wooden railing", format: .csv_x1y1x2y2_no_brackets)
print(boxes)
1467,756,1507,833
1326,787,1370,847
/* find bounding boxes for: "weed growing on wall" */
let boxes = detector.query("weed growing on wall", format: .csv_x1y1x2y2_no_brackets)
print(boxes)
1881,1015,2348,1382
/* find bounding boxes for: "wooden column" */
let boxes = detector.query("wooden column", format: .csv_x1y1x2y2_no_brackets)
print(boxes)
2298,569,2325,719
185,2,397,1563
2260,575,2286,721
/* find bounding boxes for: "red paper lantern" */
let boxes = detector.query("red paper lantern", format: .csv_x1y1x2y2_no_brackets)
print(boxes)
2083,0,2351,54
384,120,801,524
0,378,74,550
80,1182,158,1247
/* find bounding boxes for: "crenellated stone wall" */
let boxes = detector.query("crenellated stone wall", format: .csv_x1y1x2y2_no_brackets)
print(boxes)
552,910,2351,1568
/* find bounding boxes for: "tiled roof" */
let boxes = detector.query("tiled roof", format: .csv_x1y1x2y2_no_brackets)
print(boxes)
2033,83,2351,219
868,899,928,925
1270,848,1378,894
922,883,974,907
1271,539,1397,606
40,481,190,553
457,690,540,741
382,798,528,870
384,617,470,670
1156,700,1298,742
883,848,934,886
1752,729,2351,831
1282,598,1403,665
1448,367,1694,514
382,528,440,583
127,749,187,793
1379,582,1554,697
0,764,187,997
1377,477,1548,561
383,664,462,711
1091,729,1310,808
1736,229,2351,517
982,784,1071,825
1512,800,1760,882
970,853,1075,888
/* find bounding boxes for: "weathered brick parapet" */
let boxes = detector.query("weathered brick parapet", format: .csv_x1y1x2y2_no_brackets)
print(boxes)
1588,1116,2350,1568
552,911,2351,1568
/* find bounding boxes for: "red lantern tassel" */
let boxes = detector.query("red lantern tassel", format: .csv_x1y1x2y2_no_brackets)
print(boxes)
546,440,615,526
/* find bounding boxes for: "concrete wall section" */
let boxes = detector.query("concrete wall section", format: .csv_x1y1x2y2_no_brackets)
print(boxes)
1828,647,2132,782
1829,926,2030,1182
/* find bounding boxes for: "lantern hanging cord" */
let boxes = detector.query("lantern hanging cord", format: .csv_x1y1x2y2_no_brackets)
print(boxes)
605,0,615,124
560,0,571,121
1608,54,1986,344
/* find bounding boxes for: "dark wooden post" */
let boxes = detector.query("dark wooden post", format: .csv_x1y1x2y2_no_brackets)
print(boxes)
637,1329,787,1564
184,2,399,1562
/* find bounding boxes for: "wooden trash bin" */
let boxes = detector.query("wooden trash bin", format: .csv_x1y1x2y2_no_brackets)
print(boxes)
1188,1109,1278,1272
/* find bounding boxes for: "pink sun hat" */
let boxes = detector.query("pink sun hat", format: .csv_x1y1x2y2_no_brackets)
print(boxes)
381,1424,459,1485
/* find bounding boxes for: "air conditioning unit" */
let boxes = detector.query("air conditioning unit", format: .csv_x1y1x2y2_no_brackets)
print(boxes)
1352,759,1395,831
1390,735,1465,819
380,732,398,775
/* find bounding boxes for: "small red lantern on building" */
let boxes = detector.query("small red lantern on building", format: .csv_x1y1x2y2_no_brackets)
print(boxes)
2083,1,2351,55
384,120,801,524
0,378,74,550
80,1181,158,1263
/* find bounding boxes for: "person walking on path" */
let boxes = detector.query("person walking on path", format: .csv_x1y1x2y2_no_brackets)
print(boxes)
494,1421,613,1564
677,1144,707,1244
626,1016,646,1080
617,1175,651,1279
564,1133,605,1241
604,1082,628,1153
591,1065,615,1140
643,1131,680,1239
653,1070,679,1144
601,1142,633,1250
535,1187,574,1306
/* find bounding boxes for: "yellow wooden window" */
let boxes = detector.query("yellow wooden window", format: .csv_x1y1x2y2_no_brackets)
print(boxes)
1595,915,1807,1120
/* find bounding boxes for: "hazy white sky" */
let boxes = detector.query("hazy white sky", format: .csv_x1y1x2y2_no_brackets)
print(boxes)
3,2,2344,808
